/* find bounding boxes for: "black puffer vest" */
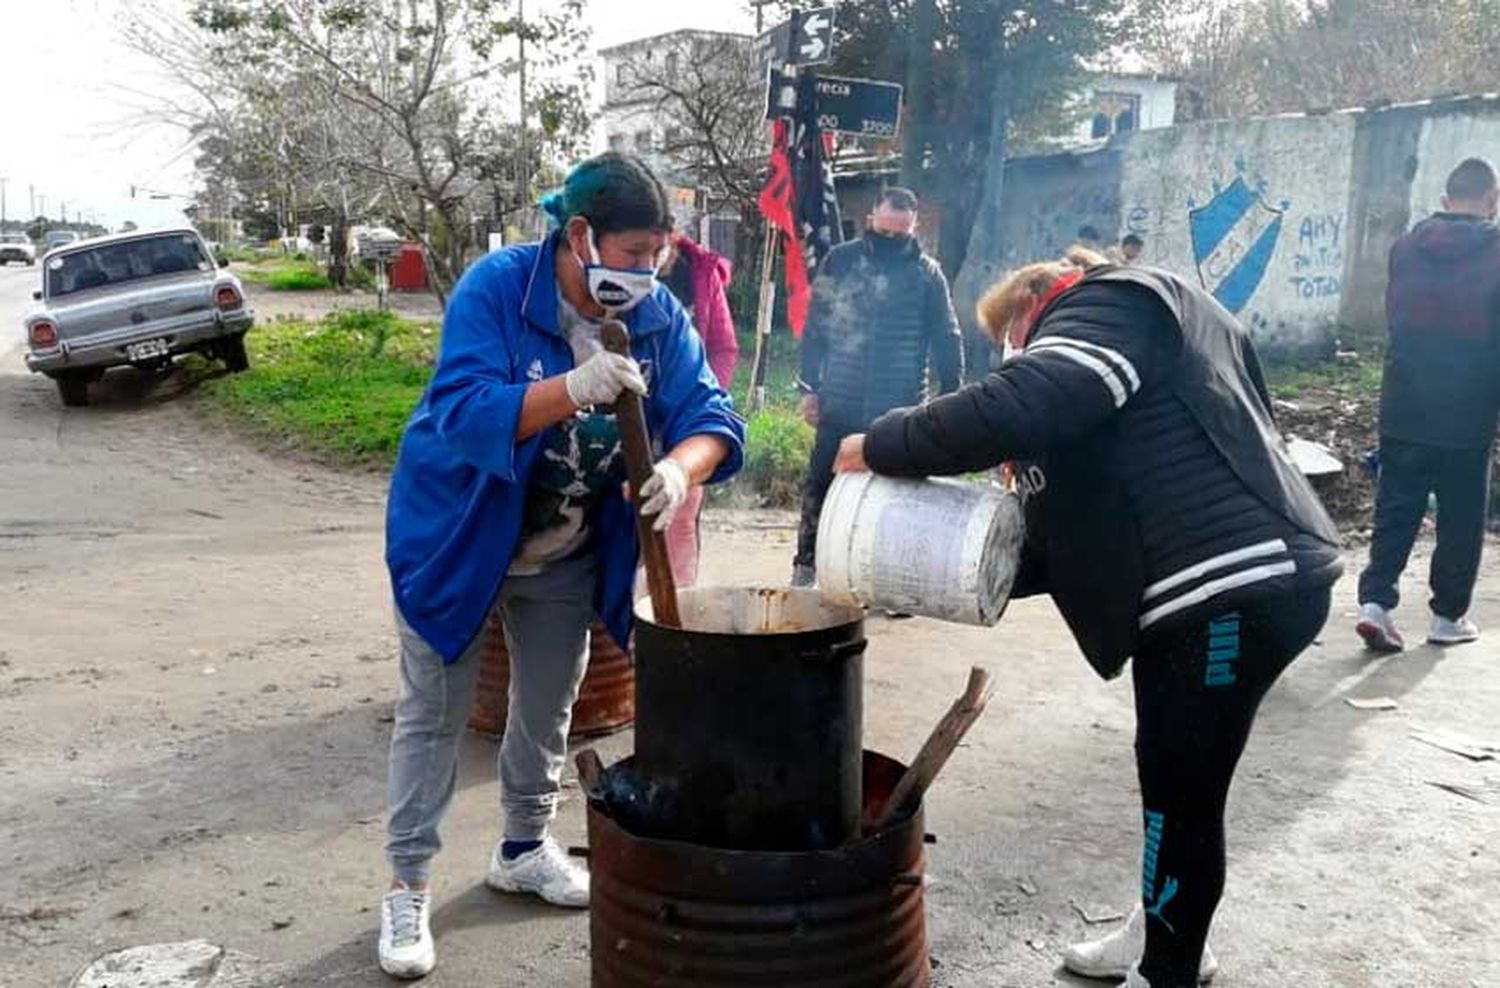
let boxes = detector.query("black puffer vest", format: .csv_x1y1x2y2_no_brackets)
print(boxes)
1015,267,1343,676
813,233,949,427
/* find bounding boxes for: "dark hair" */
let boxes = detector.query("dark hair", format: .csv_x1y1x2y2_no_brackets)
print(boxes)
1446,158,1498,202
539,152,673,235
877,186,919,211
1121,233,1145,248
1077,224,1101,241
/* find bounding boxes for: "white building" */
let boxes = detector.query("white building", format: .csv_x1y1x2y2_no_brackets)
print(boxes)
1067,73,1179,144
598,29,758,174
597,29,759,254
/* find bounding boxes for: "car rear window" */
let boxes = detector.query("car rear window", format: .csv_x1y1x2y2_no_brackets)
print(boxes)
46,234,211,297
1,235,29,245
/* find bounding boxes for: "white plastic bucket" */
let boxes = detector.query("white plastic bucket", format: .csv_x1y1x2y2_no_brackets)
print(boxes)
816,472,1025,626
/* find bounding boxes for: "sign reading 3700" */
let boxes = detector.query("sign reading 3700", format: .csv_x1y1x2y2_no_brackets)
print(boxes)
766,69,904,138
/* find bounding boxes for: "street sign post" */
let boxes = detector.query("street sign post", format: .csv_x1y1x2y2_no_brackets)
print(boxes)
765,68,904,139
756,6,835,67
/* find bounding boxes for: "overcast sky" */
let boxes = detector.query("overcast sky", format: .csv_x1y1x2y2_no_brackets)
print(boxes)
0,0,759,231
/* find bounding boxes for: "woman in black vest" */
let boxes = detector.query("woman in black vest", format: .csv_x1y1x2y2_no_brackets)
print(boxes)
834,248,1342,988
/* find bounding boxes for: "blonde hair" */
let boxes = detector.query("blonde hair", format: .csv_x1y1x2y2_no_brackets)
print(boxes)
976,245,1109,344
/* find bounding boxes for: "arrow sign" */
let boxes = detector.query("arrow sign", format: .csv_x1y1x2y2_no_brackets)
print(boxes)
757,6,835,67
799,11,831,62
766,69,904,139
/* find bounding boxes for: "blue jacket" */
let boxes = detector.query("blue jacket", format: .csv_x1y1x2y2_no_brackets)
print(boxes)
386,233,745,661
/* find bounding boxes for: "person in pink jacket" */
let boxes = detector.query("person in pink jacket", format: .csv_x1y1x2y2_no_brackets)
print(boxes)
659,233,739,585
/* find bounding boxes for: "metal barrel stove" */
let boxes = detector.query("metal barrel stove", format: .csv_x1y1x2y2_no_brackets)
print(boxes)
633,587,866,851
588,751,930,988
469,614,634,739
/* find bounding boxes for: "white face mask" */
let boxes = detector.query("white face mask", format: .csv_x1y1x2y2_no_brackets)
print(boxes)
580,225,661,314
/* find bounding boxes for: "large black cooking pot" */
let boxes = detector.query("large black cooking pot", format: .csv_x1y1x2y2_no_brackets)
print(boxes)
631,587,866,851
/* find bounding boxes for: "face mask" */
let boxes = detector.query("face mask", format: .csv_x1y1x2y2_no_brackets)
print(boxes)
579,225,660,314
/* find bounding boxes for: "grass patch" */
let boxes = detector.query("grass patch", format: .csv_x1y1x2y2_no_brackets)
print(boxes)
1263,352,1383,400
202,308,818,506
740,406,815,507
236,259,332,291
201,309,436,466
223,246,277,264
267,267,332,291
346,262,377,290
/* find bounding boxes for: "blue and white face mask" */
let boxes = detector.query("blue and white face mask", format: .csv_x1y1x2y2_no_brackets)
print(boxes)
582,225,663,315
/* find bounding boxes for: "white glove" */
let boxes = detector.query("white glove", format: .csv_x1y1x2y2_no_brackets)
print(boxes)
638,458,691,532
565,351,647,407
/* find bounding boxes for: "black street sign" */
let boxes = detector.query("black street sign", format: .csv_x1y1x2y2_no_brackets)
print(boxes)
765,69,904,139
757,6,835,67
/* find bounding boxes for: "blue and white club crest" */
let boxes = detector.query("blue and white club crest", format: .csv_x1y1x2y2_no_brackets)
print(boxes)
1189,176,1285,314
526,358,545,382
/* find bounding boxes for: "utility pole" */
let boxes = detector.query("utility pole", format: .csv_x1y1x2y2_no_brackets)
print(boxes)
751,0,774,33
0,177,7,230
747,8,802,413
29,184,35,220
517,0,530,220
38,194,46,220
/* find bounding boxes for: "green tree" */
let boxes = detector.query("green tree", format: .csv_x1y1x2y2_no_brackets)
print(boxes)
768,1,1129,278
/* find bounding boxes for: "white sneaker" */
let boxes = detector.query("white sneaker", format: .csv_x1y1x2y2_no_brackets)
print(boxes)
1062,905,1218,983
1429,614,1480,645
379,886,435,979
1356,602,1406,653
485,837,589,908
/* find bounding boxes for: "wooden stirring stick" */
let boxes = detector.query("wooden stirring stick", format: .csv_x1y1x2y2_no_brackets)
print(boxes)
867,666,993,831
599,320,681,628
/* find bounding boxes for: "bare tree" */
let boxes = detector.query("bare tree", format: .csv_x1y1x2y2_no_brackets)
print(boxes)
131,0,594,301
621,33,767,217
1137,0,1500,121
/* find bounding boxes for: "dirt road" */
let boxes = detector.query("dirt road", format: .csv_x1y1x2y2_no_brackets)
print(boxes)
3,266,1497,986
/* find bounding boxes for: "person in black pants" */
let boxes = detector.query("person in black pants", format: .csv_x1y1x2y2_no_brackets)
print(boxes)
833,246,1343,987
1130,588,1330,982
791,187,963,586
1357,157,1500,652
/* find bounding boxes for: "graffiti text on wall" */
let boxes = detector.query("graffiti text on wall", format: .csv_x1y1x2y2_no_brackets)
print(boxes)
1188,175,1286,314
1289,213,1344,300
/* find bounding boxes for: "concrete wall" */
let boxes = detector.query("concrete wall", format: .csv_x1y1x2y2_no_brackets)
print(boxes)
957,95,1500,355
1119,114,1357,351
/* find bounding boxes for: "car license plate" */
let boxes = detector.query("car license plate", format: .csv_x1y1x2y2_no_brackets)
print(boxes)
126,338,170,362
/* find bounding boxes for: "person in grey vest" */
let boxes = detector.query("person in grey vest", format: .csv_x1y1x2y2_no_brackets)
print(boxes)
791,186,963,587
833,247,1342,988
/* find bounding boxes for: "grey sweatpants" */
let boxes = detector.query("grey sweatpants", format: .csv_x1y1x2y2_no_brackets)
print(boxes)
385,553,595,885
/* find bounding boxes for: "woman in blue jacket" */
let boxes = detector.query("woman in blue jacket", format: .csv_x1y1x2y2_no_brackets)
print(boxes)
377,153,744,979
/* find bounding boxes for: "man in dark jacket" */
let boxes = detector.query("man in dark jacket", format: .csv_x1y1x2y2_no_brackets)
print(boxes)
1357,157,1500,651
791,187,964,586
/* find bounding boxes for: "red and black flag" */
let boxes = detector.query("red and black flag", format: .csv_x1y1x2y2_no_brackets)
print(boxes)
758,118,812,334
758,74,842,337
790,72,842,279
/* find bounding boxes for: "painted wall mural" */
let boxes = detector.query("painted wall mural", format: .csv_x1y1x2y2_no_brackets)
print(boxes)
1188,173,1289,314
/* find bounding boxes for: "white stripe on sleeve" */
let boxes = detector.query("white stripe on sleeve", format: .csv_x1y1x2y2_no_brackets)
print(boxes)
1029,336,1142,393
1028,344,1129,408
